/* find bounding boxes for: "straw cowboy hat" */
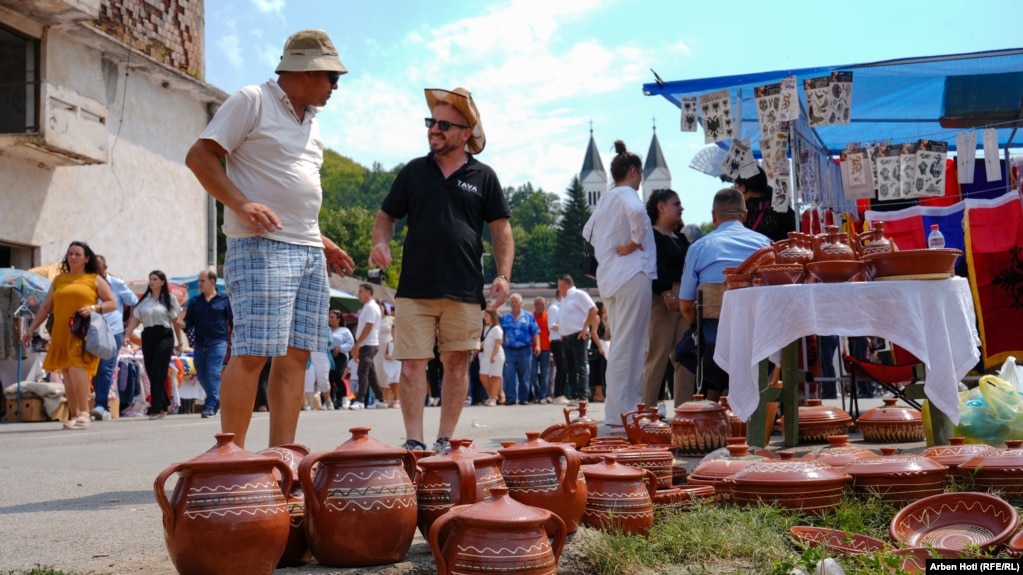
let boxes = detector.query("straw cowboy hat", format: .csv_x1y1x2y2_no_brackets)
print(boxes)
275,29,347,74
425,87,486,154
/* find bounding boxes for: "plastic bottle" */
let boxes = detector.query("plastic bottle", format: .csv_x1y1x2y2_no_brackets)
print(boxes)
927,224,945,249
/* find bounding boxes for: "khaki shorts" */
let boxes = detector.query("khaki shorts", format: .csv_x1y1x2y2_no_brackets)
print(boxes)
393,297,481,360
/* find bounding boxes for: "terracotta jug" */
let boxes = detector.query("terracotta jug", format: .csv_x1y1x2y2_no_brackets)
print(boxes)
812,225,859,261
580,455,657,535
563,400,599,443
154,433,292,575
498,431,587,533
416,438,506,536
774,232,815,265
858,221,896,256
258,443,312,568
619,402,651,444
429,486,566,575
671,394,730,455
298,427,417,567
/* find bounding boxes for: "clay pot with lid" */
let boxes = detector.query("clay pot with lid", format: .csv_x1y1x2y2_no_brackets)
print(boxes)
498,431,587,533
623,407,672,446
812,225,860,261
857,398,925,443
958,439,1023,502
428,486,566,575
728,451,851,515
416,438,507,536
842,447,947,504
688,439,767,503
811,435,878,468
154,433,292,575
581,455,658,535
777,399,852,444
921,437,996,483
298,427,418,567
258,443,312,568
858,221,895,256
671,394,730,455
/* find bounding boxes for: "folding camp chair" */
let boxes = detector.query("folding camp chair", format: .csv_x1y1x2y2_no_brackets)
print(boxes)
842,343,925,419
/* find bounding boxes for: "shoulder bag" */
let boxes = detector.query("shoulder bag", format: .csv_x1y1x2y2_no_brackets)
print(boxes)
72,310,118,360
580,226,598,279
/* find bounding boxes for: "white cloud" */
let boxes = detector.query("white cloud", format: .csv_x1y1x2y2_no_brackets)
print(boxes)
250,0,286,17
217,34,244,70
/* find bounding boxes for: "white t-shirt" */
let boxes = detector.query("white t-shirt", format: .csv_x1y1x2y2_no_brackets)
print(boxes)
558,287,596,335
547,302,561,342
200,79,324,247
356,301,381,347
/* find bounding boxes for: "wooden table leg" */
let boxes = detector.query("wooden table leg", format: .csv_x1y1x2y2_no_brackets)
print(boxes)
928,403,954,446
781,340,806,448
746,359,777,448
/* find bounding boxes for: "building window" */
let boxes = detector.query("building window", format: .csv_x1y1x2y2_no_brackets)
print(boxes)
587,190,602,207
0,24,40,134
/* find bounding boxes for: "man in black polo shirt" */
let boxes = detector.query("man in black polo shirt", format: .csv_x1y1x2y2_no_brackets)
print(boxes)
181,269,233,418
370,87,513,453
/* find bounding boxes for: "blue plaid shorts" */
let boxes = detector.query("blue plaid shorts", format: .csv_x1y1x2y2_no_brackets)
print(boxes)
224,237,330,357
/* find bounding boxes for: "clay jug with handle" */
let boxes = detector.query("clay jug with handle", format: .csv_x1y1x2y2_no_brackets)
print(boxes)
415,438,506,537
563,400,599,443
858,221,895,256
580,455,658,535
258,443,312,568
812,225,859,261
498,431,587,533
154,433,292,575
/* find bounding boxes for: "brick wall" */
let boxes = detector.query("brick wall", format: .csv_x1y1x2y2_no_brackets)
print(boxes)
91,0,204,78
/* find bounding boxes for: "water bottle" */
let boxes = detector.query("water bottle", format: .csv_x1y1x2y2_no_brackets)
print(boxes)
927,224,945,249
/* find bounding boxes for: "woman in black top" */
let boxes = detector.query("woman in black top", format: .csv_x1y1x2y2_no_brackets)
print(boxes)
641,189,695,408
733,168,796,242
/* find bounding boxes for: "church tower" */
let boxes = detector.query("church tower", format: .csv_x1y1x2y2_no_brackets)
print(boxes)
641,121,671,201
579,124,607,208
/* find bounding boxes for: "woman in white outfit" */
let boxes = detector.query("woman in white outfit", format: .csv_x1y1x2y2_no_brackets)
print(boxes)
383,324,402,407
478,309,505,406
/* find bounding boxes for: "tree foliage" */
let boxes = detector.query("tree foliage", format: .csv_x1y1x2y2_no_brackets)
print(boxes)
554,175,595,287
505,183,561,232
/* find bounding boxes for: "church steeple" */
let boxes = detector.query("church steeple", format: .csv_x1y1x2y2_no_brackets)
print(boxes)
579,121,607,207
641,118,671,201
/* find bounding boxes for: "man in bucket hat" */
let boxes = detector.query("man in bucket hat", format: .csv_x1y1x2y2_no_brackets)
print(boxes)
370,87,513,454
186,29,355,449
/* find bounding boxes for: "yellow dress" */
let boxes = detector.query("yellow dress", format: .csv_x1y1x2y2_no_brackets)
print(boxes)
42,273,100,377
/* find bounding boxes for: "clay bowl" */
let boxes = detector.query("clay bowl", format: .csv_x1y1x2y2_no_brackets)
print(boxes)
756,263,805,286
863,248,961,280
789,526,886,555
889,491,1019,553
805,260,862,284
1006,531,1023,558
891,547,962,573
856,398,925,443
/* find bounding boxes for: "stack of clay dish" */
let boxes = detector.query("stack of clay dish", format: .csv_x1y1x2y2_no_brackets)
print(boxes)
856,398,925,443
863,248,961,281
580,455,657,536
498,431,587,534
723,267,757,290
756,263,805,286
788,526,886,555
805,260,863,283
810,435,878,468
842,447,947,505
890,491,1018,553
652,485,715,516
415,438,506,537
258,443,312,568
727,451,851,515
671,394,730,456
719,397,746,439
687,439,767,503
776,399,852,444
921,437,996,485
957,439,1023,502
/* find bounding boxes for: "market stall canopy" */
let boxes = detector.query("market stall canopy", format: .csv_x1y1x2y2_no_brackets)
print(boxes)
643,47,1023,156
329,288,361,313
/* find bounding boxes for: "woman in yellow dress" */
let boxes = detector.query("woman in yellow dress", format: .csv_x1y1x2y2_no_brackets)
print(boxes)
21,241,117,430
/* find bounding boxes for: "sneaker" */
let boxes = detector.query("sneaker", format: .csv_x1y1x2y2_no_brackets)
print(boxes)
91,406,111,421
539,398,551,405
554,396,570,405
433,437,451,454
400,439,428,451
427,397,440,407
373,401,388,409
349,401,365,410
200,411,214,419
341,397,351,409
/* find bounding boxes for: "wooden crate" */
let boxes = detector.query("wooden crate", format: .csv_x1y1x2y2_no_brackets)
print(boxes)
3,398,47,423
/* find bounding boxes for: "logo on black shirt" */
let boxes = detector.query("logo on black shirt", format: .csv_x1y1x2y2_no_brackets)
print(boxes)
457,180,479,195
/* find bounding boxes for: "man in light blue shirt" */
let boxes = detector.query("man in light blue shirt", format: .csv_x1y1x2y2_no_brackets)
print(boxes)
500,293,540,405
91,255,139,420
678,188,770,399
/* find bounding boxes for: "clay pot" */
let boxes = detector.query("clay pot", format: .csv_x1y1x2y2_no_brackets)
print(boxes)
563,400,599,444
429,486,566,575
298,427,417,567
498,431,587,533
609,444,675,490
671,395,730,455
258,443,312,568
154,433,292,575
842,447,948,504
719,397,747,439
812,225,859,261
958,440,1023,502
858,221,895,256
688,440,767,503
810,435,878,468
581,455,658,535
652,485,716,516
774,232,815,265
777,399,852,444
416,438,507,536
538,422,591,449
921,437,996,484
619,403,651,444
728,452,851,515
857,398,925,443
637,408,673,446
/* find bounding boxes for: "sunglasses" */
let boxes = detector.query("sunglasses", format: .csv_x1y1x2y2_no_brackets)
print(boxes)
326,71,341,85
424,117,469,131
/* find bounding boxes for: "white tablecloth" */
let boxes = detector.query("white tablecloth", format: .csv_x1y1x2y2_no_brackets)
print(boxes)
715,277,980,424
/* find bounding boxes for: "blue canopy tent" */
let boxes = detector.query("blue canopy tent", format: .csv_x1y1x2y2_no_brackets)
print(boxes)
643,47,1023,159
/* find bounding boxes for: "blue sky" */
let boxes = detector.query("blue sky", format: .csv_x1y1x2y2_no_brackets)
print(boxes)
203,0,1020,225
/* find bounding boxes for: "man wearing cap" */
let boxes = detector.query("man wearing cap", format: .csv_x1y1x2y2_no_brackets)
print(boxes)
370,87,513,453
185,29,355,448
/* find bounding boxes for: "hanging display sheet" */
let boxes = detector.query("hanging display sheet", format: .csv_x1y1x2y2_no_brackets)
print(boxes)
698,89,736,143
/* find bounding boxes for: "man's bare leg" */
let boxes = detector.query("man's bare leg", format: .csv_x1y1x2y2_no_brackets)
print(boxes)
220,355,269,448
399,358,429,444
267,346,310,447
438,351,470,440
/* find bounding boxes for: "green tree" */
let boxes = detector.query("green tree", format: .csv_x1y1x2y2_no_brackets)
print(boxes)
520,225,558,283
320,150,366,214
319,206,404,285
506,183,561,232
554,176,594,287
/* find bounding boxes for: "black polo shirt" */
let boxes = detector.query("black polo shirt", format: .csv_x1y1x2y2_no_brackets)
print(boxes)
382,153,510,305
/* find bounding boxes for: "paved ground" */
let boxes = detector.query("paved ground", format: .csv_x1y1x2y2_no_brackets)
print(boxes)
0,395,914,574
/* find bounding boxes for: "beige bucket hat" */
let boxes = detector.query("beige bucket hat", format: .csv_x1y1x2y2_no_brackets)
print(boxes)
275,29,347,74
425,87,486,154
